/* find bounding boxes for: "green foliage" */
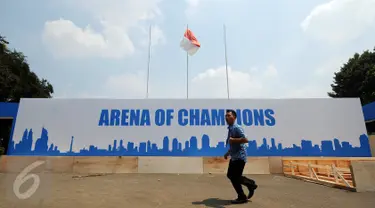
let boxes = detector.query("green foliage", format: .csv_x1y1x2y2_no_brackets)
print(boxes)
328,48,375,105
0,147,4,155
0,35,54,102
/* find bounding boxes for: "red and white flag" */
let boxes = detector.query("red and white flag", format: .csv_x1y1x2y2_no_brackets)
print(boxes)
180,29,201,56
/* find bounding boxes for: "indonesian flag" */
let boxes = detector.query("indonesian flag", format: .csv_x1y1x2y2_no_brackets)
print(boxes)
180,29,201,56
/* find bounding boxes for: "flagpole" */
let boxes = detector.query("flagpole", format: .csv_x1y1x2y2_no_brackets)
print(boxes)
186,24,189,99
223,24,230,99
146,25,152,99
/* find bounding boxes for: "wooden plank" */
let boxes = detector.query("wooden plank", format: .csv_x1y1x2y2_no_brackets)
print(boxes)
282,160,292,172
284,174,356,192
285,173,353,187
290,161,295,175
316,160,336,174
289,162,351,172
311,166,319,180
283,159,355,190
334,166,351,187
296,160,312,173
289,161,350,173
285,172,353,184
282,157,375,161
336,160,351,169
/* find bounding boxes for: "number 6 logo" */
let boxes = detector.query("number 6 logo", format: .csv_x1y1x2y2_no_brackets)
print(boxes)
13,160,46,200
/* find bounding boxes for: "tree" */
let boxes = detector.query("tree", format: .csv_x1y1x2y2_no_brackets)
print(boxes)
328,48,375,105
0,35,54,102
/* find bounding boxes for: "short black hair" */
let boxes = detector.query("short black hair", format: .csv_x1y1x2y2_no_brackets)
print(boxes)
226,109,237,118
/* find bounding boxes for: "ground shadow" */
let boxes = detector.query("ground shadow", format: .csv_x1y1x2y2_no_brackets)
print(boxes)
192,198,232,208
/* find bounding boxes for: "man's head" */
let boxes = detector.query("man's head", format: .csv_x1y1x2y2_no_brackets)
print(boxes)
225,109,237,125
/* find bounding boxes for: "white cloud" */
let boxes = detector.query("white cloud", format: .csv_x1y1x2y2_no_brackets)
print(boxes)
184,0,237,17
185,0,209,17
58,64,333,99
285,84,329,98
285,60,344,99
103,72,147,98
150,25,166,46
54,72,148,99
314,57,347,76
42,0,165,59
263,64,278,77
140,25,166,47
100,71,184,99
189,64,331,99
43,19,134,58
72,0,163,26
301,0,375,44
186,0,201,7
190,65,278,98
71,65,279,99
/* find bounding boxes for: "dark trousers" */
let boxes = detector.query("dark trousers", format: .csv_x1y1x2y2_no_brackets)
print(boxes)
227,159,256,198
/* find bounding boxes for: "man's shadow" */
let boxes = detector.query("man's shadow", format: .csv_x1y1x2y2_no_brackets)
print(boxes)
192,198,232,208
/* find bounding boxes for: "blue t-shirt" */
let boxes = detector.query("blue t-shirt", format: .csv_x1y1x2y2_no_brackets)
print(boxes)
226,124,247,162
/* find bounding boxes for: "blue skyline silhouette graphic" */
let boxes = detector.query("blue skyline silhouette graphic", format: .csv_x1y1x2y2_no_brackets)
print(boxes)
7,127,372,157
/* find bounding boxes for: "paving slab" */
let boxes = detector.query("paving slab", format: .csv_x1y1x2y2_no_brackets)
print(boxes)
351,161,375,192
138,157,203,173
0,156,45,173
203,157,270,174
1,173,375,208
72,156,118,174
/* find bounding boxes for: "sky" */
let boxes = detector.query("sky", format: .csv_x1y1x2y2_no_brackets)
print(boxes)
1,0,375,99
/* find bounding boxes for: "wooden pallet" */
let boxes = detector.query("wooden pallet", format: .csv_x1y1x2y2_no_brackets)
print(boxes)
283,159,356,191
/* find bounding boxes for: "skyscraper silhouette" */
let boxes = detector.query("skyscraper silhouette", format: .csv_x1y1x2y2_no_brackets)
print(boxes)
69,136,74,153
113,140,117,152
8,127,372,157
172,138,178,152
190,136,198,151
202,134,210,150
163,136,169,152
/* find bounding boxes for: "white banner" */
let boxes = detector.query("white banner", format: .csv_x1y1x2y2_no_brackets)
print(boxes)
9,98,371,157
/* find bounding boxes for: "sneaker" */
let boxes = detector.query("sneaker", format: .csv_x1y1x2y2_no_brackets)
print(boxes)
231,197,248,204
247,184,258,199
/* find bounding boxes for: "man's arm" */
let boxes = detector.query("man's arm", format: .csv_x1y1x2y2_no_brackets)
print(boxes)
230,138,248,144
229,126,248,144
224,149,231,159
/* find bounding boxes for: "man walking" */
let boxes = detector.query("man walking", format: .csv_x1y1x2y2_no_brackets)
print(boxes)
224,109,258,204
